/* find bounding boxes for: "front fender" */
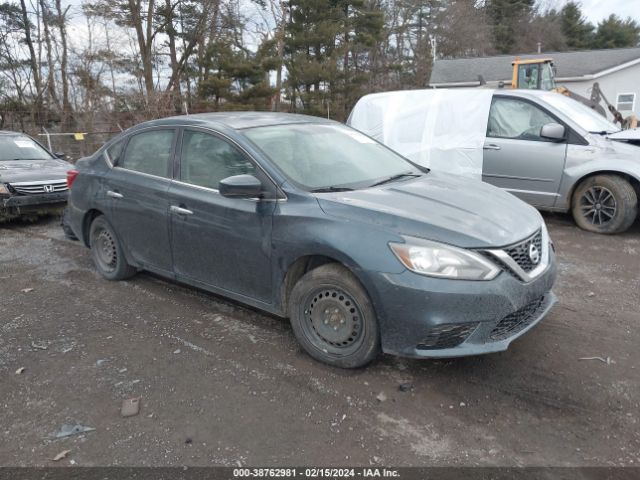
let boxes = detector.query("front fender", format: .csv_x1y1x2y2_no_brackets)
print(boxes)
271,195,405,316
557,157,640,210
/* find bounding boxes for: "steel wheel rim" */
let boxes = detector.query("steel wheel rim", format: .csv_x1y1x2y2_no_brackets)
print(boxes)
579,186,617,226
95,228,117,272
302,287,365,354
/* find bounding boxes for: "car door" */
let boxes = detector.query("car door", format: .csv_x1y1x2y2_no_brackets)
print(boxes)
482,96,567,208
104,128,176,275
168,128,276,303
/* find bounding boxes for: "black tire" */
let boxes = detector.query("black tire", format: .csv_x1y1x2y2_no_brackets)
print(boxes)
288,263,380,368
571,175,638,234
89,215,136,280
61,208,78,241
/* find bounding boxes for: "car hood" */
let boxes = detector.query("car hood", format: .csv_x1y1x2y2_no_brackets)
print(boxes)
316,172,542,248
0,159,72,183
607,129,640,142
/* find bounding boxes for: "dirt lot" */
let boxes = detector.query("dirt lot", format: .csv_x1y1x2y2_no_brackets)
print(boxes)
0,214,639,467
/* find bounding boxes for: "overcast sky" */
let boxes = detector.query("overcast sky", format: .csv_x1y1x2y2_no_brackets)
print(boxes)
563,0,640,23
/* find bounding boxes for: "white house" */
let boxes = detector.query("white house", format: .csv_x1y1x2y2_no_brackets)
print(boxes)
429,47,640,123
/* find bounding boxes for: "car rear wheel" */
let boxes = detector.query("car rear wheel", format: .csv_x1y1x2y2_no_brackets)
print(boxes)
288,263,380,368
571,175,637,234
89,216,136,280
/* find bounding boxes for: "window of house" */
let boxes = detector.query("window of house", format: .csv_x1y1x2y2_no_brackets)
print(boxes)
616,93,636,112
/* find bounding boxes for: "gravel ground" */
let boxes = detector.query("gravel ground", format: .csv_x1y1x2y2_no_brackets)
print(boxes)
0,214,639,467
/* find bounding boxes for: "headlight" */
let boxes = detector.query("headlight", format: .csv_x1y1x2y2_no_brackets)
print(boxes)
0,184,10,195
541,220,554,253
389,237,501,280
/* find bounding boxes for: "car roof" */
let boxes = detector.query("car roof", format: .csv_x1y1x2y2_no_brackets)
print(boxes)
493,89,554,100
128,111,336,132
0,130,25,136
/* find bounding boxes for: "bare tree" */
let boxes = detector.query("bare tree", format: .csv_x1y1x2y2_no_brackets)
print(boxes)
54,0,72,127
437,0,495,58
39,0,59,110
18,0,43,119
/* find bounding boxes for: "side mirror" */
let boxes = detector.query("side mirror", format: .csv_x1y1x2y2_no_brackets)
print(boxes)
540,123,566,142
219,174,263,199
54,152,66,159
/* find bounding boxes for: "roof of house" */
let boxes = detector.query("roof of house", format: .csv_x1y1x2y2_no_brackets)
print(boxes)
430,47,640,86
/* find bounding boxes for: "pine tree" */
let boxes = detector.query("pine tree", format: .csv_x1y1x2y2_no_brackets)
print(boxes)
486,0,534,54
284,0,383,119
592,15,640,49
560,1,594,50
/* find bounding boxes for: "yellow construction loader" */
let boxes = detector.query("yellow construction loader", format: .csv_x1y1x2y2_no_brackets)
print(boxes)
509,58,637,129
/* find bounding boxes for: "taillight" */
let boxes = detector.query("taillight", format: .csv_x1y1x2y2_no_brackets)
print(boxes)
67,169,79,189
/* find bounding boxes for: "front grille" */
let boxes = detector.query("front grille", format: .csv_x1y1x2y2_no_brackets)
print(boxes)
504,230,543,273
417,322,479,350
489,296,546,341
9,180,67,195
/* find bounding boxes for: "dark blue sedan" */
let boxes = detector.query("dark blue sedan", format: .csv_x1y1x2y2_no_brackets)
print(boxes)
65,112,556,368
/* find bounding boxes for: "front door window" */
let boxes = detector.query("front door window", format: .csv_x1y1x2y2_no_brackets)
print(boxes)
180,130,256,190
487,98,557,141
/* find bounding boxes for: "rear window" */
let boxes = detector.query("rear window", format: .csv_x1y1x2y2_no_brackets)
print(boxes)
0,135,52,161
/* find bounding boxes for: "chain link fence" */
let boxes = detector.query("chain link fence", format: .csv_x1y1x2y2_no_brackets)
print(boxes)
0,94,187,163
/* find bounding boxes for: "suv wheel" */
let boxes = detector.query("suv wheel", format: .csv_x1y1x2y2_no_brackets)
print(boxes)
89,216,136,280
571,175,637,234
288,263,380,368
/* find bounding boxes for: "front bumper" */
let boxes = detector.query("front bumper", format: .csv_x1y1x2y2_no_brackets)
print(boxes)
2,191,68,208
367,248,558,358
1,192,68,218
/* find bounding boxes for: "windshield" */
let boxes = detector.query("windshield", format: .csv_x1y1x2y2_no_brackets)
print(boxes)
0,135,52,161
243,123,421,190
539,92,619,134
540,63,556,90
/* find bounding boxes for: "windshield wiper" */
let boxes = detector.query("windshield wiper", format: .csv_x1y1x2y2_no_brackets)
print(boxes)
310,186,355,193
589,130,620,135
369,172,421,188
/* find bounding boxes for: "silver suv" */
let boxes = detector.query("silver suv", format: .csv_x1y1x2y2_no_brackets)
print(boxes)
350,89,640,234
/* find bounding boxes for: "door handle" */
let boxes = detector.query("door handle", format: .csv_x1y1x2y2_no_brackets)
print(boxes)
170,205,193,216
483,144,501,151
107,190,123,199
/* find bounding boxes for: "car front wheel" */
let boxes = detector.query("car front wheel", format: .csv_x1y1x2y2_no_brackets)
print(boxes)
571,175,638,234
89,215,136,280
288,263,380,368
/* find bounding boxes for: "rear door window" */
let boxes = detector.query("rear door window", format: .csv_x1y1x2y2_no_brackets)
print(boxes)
487,98,557,141
106,139,126,165
179,130,256,190
120,130,175,178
